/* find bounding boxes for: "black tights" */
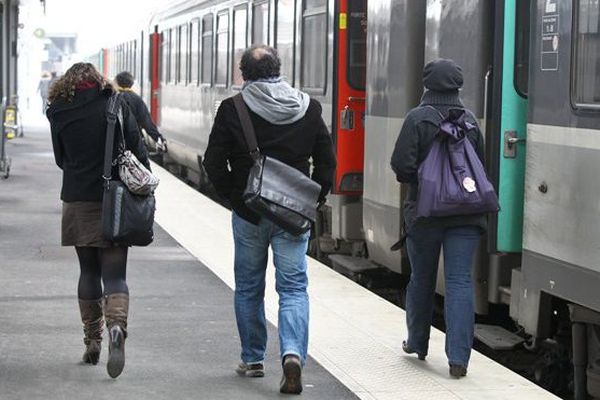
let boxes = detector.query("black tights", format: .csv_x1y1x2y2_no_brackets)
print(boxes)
75,246,129,300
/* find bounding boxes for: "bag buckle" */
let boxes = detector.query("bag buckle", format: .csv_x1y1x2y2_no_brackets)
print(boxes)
249,148,261,160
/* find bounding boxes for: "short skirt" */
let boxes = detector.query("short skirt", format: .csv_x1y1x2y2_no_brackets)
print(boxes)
62,201,112,247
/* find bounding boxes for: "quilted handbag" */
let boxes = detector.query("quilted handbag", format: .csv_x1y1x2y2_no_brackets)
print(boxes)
117,149,159,196
113,100,159,196
233,94,321,236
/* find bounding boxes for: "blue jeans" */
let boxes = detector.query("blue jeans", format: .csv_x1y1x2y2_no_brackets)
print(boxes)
231,212,310,365
405,225,481,367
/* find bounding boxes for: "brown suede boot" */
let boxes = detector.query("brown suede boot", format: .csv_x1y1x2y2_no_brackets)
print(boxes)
78,298,103,365
104,293,129,379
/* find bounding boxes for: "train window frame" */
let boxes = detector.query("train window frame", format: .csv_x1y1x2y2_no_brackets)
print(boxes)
133,40,138,80
166,30,173,84
215,10,230,87
513,0,530,98
160,31,167,84
232,4,249,89
571,0,600,110
179,23,189,85
300,0,328,95
252,0,270,46
275,0,296,86
170,28,178,84
201,13,214,86
191,18,200,85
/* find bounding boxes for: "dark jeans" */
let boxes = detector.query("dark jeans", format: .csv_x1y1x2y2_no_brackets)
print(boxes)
405,225,481,366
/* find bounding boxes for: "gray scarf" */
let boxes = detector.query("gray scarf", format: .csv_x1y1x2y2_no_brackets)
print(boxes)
241,78,310,125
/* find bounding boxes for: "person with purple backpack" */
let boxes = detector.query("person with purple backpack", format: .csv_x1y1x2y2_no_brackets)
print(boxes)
391,59,497,378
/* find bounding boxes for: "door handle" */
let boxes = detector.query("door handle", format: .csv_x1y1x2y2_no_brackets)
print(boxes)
504,131,526,158
507,137,526,146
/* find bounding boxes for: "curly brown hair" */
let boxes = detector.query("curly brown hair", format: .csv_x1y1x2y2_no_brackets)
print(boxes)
48,62,113,103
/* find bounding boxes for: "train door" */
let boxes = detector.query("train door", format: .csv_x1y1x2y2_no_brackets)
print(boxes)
362,1,425,272
491,0,530,255
480,0,531,310
333,0,366,195
425,0,495,313
149,29,161,125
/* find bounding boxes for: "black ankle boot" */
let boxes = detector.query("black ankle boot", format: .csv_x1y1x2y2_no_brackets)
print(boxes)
449,364,468,378
402,340,426,361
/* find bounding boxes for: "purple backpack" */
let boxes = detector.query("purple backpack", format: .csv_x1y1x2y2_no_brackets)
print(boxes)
416,107,499,218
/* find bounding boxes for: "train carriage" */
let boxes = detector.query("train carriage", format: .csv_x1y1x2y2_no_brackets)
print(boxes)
91,1,600,398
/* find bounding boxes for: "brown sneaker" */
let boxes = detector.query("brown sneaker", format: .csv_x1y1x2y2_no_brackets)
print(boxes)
235,362,265,377
280,355,302,394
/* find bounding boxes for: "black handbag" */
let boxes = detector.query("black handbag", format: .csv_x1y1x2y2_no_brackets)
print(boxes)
101,93,155,246
233,94,321,236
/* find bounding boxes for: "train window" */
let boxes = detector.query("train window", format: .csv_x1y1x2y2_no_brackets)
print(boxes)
129,41,132,73
216,11,229,86
276,0,296,84
573,0,600,107
346,0,366,91
161,31,168,83
301,0,327,92
133,40,137,79
191,19,200,84
118,45,122,74
233,6,248,86
514,0,530,97
170,28,178,83
304,0,325,8
180,24,189,84
202,14,214,84
253,1,269,45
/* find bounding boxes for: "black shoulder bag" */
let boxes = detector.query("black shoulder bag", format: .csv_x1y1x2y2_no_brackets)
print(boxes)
101,93,155,246
233,94,321,236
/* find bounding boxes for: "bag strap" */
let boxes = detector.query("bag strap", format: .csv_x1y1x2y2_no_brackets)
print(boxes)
424,105,446,121
232,93,260,158
102,93,121,183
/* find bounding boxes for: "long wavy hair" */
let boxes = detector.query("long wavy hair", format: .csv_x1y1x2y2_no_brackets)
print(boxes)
48,62,113,103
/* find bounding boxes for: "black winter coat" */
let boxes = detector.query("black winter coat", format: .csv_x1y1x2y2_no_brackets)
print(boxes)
47,87,150,202
390,90,487,232
119,89,163,142
203,96,336,225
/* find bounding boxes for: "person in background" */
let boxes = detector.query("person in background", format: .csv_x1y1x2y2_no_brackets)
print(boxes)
203,45,336,395
46,62,150,379
37,71,51,113
390,59,486,379
115,71,167,152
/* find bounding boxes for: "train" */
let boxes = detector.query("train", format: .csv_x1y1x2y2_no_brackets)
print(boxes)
88,1,600,398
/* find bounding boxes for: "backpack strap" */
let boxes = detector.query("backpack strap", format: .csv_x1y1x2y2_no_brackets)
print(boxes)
424,105,446,121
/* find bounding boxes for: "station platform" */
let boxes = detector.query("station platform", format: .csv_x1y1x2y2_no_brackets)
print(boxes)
0,117,559,400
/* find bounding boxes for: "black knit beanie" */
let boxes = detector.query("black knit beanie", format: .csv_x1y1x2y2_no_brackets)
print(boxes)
422,59,464,92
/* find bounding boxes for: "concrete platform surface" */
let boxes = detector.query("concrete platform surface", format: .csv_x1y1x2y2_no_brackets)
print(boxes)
0,121,357,399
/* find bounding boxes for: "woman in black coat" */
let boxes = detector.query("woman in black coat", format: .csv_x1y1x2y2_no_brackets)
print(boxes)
47,62,149,379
